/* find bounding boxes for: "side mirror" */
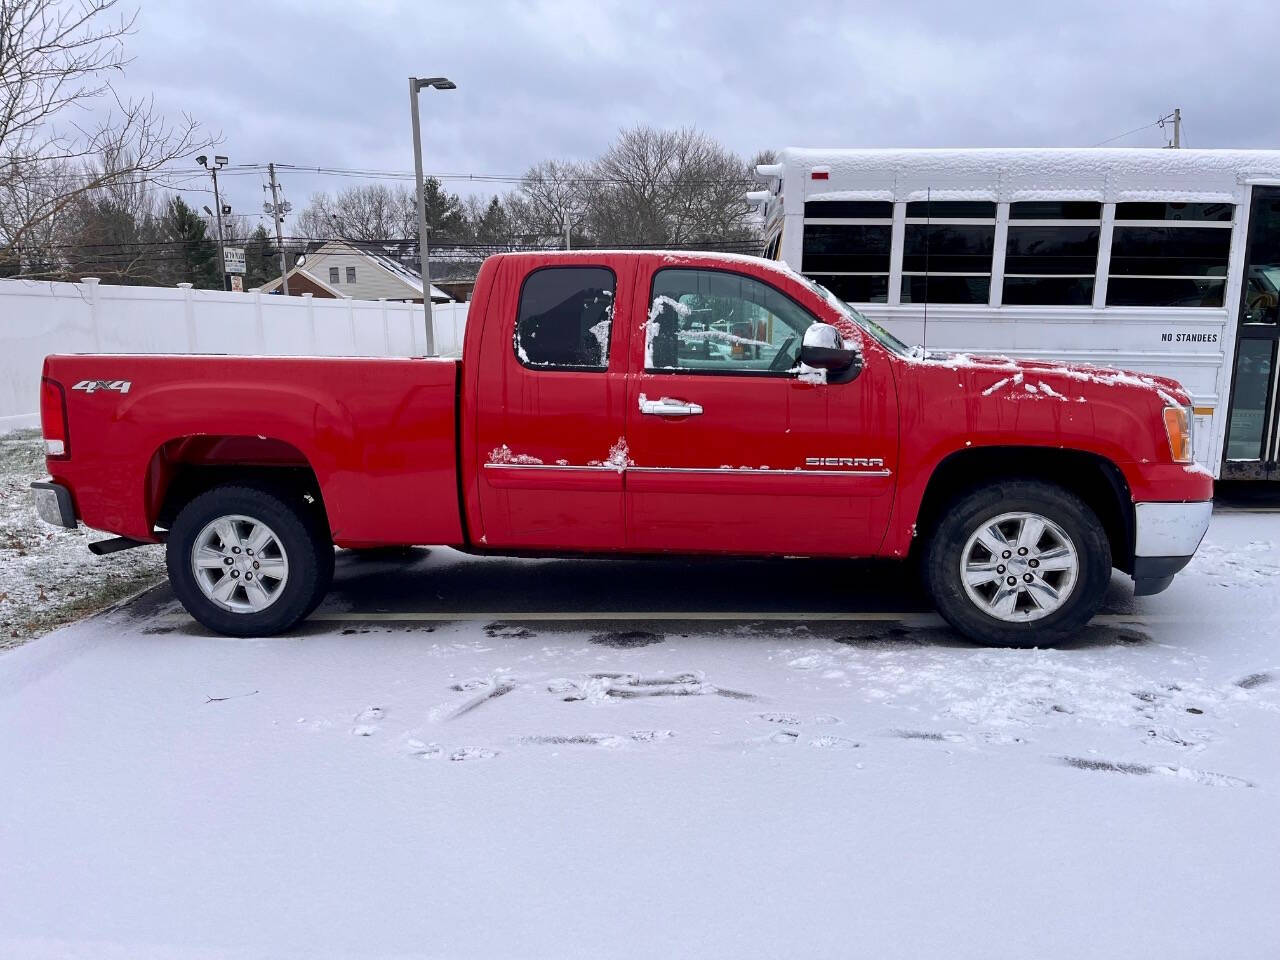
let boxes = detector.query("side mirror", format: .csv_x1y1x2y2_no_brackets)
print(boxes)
799,323,862,382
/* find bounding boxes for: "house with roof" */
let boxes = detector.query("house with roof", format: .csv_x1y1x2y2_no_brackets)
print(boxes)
257,239,453,303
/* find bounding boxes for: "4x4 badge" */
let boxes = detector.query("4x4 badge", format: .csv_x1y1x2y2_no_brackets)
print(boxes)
71,379,132,394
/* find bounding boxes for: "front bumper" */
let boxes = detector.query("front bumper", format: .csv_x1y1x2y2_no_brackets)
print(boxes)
1131,500,1213,596
31,481,77,529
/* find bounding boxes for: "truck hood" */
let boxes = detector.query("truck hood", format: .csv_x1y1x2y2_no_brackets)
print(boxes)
921,351,1192,407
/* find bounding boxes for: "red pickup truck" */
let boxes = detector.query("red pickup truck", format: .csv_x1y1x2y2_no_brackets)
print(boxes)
32,251,1213,646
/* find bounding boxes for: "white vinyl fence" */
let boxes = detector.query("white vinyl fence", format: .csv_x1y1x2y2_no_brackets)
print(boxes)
0,278,469,430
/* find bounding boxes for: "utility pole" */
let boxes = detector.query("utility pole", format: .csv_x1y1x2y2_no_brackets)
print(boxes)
408,75,456,357
564,211,571,251
1160,108,1182,149
264,163,292,294
197,155,230,289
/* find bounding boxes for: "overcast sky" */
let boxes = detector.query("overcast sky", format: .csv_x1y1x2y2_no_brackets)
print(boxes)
117,0,1279,234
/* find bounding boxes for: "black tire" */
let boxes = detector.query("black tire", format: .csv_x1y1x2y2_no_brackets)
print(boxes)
301,499,334,617
167,484,330,637
922,480,1112,648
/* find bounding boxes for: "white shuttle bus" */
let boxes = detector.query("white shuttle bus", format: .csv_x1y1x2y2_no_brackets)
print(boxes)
755,148,1280,483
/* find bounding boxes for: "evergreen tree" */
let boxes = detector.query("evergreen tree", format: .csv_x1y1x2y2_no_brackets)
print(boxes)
474,196,511,244
421,177,466,241
243,224,280,289
158,196,221,289
63,195,157,284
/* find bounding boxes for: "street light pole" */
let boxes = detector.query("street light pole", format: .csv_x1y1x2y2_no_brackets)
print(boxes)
198,155,230,290
409,76,455,357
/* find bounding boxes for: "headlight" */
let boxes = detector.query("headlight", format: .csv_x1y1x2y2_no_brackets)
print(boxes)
1162,405,1193,463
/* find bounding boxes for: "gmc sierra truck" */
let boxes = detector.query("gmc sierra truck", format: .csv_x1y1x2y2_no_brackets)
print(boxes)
32,251,1213,646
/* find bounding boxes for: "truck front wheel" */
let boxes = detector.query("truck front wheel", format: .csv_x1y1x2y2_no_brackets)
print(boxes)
167,485,331,637
923,480,1111,647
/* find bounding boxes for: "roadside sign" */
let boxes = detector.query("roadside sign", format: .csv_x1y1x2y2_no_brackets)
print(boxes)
224,247,246,274
229,274,244,292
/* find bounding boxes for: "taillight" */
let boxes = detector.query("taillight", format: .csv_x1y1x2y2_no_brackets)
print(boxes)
40,377,69,459
1162,405,1192,463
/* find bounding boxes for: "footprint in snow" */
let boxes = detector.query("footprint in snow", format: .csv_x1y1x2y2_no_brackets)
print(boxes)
518,734,625,748
891,730,966,743
759,712,802,725
406,738,442,759
355,706,384,722
352,724,379,737
981,731,1029,745
1058,756,1252,787
629,730,675,742
812,715,842,726
1143,726,1214,751
588,630,664,649
450,746,498,761
484,622,537,639
809,736,860,749
1236,672,1274,690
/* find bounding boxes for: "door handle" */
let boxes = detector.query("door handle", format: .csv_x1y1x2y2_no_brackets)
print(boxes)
640,397,703,417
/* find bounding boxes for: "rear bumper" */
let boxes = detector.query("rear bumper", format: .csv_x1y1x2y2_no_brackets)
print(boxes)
1131,500,1212,596
31,481,77,529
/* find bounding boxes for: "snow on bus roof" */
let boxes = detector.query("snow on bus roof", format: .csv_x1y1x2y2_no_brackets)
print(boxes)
774,146,1280,203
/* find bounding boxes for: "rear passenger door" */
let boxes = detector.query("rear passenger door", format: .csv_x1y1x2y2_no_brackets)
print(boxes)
472,261,631,550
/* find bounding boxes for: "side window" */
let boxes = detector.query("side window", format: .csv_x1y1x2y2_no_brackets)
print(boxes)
1002,201,1102,306
901,200,996,304
801,199,892,303
328,266,340,284
647,268,816,375
514,266,615,370
346,266,357,284
1107,203,1234,307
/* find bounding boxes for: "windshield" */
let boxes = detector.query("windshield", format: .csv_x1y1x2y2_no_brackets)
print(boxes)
797,275,916,357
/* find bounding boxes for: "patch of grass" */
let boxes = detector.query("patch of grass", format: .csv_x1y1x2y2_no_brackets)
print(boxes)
0,431,165,648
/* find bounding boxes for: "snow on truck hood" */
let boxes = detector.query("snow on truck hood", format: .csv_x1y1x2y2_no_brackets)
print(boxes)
914,350,1192,407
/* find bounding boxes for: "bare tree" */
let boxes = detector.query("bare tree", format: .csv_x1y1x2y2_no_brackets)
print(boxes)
0,0,210,272
294,183,417,241
505,159,587,247
582,126,756,247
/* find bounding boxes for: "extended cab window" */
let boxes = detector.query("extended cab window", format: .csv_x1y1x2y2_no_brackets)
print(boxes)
515,266,615,370
647,268,815,374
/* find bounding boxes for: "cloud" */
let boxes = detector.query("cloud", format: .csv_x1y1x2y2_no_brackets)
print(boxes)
115,0,1277,232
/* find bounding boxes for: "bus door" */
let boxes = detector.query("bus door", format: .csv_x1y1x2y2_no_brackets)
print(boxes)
1224,186,1280,481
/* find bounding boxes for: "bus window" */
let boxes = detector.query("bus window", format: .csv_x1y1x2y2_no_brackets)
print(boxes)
801,199,892,303
1003,201,1101,306
901,201,996,304
1107,203,1233,307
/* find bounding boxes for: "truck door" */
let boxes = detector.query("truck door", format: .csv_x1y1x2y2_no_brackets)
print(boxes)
624,265,898,556
472,260,631,550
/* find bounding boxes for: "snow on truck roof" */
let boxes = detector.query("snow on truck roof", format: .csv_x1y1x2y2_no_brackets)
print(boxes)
762,147,1280,204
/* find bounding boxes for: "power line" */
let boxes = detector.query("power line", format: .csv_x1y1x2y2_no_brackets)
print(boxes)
5,234,763,256
1092,120,1162,147
145,161,757,188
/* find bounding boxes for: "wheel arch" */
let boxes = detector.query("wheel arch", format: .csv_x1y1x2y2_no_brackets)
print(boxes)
145,435,330,537
912,446,1134,573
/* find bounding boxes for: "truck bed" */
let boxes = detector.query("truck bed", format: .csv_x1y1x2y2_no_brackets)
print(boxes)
42,354,464,547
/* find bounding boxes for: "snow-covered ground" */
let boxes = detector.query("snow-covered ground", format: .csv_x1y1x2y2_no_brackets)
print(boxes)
2,511,1279,958
0,431,163,646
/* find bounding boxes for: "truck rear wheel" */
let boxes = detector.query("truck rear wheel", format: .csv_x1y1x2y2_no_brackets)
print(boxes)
167,485,331,637
923,480,1111,647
